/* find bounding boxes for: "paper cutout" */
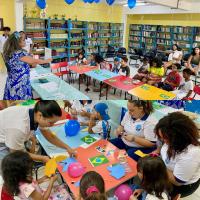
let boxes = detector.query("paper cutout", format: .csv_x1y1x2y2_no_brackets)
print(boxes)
60,157,77,172
134,150,148,158
107,164,125,179
45,158,57,177
54,155,67,162
88,155,109,167
81,127,89,132
81,135,97,144
106,150,115,156
74,181,80,187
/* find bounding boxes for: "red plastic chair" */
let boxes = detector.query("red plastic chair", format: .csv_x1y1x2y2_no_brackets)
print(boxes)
109,63,113,71
185,85,200,100
50,63,63,78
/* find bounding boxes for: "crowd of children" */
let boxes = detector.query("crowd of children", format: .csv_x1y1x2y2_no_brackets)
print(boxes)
0,100,199,200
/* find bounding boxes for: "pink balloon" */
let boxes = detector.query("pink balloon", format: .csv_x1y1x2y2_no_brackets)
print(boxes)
114,184,132,200
68,162,85,178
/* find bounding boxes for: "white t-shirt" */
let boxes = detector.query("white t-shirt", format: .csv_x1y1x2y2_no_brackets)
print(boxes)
121,112,157,147
0,106,32,150
161,144,200,184
168,50,183,64
145,192,168,200
23,38,33,53
173,79,193,99
0,35,8,53
71,100,95,123
92,120,111,136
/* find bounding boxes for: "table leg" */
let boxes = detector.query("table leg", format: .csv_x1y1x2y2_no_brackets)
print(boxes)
125,92,127,100
85,76,90,92
106,85,108,100
99,82,102,100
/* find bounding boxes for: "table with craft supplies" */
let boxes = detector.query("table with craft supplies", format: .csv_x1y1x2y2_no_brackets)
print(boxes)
85,69,119,99
35,125,101,158
30,66,90,100
57,139,137,198
104,75,144,100
128,84,176,100
69,65,98,90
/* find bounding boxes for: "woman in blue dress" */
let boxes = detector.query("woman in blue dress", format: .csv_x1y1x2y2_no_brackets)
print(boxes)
3,32,52,100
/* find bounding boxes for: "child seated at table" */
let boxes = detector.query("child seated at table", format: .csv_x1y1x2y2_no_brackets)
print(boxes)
133,57,150,80
88,103,111,140
173,68,194,100
129,155,171,200
95,54,110,70
118,56,130,77
1,151,73,200
157,63,181,91
142,57,165,85
70,100,95,126
78,171,107,200
112,57,121,74
89,53,97,66
76,51,87,65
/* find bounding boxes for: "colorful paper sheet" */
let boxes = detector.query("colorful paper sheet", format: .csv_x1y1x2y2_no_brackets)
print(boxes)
45,158,57,177
88,155,109,167
81,135,97,144
134,150,148,158
69,65,97,74
104,75,144,91
128,84,176,100
107,164,125,179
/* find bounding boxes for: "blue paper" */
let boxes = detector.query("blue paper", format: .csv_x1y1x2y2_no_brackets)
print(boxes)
74,181,80,187
60,157,77,172
107,164,125,179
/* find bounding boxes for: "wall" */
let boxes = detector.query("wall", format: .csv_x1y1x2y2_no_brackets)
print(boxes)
0,0,16,34
125,13,200,49
24,0,123,23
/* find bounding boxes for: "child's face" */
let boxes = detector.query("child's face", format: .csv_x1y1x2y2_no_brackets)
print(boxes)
4,30,10,36
20,32,26,40
114,61,119,65
183,72,190,79
172,65,178,72
79,54,83,59
173,45,177,51
121,59,126,67
37,113,61,127
195,48,200,55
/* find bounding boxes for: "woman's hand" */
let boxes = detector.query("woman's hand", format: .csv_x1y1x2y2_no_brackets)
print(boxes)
67,148,77,158
123,134,135,142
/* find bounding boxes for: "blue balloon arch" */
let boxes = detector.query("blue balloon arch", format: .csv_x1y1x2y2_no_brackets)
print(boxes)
36,0,137,9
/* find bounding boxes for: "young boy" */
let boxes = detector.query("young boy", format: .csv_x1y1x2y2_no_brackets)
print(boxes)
118,56,130,77
88,103,111,139
157,63,181,91
0,27,11,53
112,57,121,74
173,68,194,100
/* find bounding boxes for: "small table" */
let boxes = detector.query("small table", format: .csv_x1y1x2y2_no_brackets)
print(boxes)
104,75,144,100
57,139,137,198
128,84,176,100
85,69,119,99
69,65,97,90
30,66,90,100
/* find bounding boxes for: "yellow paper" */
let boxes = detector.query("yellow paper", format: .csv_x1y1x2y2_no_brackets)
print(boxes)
81,127,88,132
44,158,57,177
54,155,67,162
134,150,148,158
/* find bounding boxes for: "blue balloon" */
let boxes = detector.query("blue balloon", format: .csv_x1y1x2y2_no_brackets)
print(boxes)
106,0,115,5
82,0,88,2
128,0,136,9
94,0,100,2
36,0,46,9
64,120,80,137
88,0,94,3
64,0,75,4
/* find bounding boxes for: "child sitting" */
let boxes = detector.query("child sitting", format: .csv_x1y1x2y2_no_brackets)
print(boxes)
76,51,87,65
89,53,97,66
130,155,171,200
88,103,111,140
78,171,107,200
157,63,181,91
112,57,121,74
173,68,194,100
118,56,130,77
142,57,165,85
1,151,72,200
95,54,110,70
133,57,150,80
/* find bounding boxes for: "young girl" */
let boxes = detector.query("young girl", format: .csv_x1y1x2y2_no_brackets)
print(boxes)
1,151,72,200
78,171,107,200
76,51,87,65
130,155,171,200
133,57,150,81
94,54,110,70
89,53,97,66
142,57,165,86
112,57,121,74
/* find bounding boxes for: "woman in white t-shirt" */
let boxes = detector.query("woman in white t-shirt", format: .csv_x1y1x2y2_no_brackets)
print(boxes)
110,100,157,161
70,100,94,126
130,156,171,200
164,44,183,70
155,112,200,198
19,31,33,54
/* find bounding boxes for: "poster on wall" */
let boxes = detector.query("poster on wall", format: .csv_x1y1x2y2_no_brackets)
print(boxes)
0,18,3,31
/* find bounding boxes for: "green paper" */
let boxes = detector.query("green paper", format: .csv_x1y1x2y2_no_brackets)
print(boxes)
81,135,97,144
89,155,109,167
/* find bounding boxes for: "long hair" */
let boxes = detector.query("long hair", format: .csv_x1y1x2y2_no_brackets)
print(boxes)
137,156,171,199
79,171,107,200
3,32,22,62
191,47,200,56
155,112,200,159
2,151,34,196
